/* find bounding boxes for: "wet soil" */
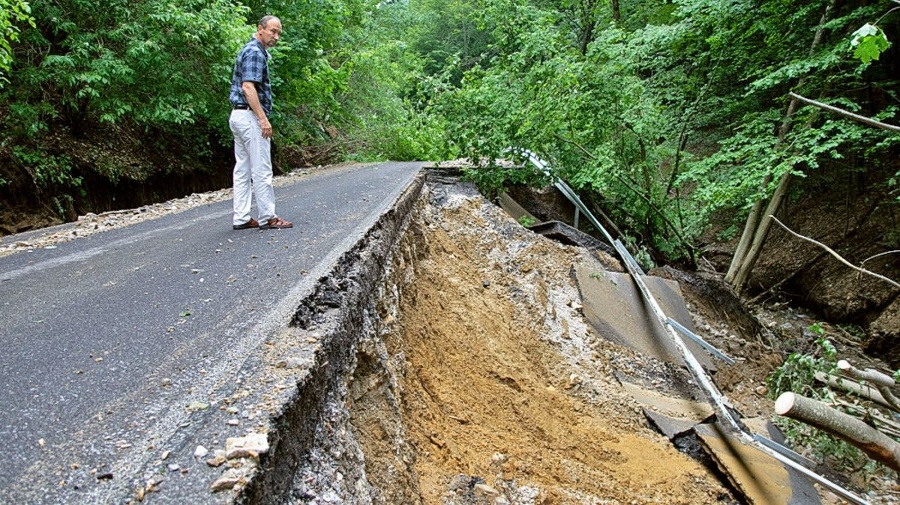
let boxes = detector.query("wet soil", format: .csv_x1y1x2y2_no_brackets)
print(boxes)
350,181,732,504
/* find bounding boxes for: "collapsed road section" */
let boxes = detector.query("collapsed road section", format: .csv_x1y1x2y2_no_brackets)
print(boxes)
228,171,797,505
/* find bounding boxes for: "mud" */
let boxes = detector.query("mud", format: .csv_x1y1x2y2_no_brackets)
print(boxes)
323,180,732,504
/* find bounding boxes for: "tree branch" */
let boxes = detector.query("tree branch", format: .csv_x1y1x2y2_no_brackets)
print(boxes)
862,250,900,267
788,92,900,133
769,215,900,290
838,360,900,412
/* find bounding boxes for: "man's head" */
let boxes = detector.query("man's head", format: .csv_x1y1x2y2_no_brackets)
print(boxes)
256,16,282,49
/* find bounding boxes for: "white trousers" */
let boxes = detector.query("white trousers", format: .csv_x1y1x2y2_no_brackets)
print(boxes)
230,109,276,226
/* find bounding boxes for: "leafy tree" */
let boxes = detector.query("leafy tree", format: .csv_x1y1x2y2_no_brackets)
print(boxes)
0,0,33,87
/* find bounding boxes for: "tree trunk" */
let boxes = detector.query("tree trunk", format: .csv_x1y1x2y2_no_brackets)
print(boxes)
724,175,769,283
727,0,833,292
610,0,620,23
775,392,900,472
838,360,900,411
731,170,794,290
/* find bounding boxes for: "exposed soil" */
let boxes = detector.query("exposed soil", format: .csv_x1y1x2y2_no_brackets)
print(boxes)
344,177,899,504
349,181,732,504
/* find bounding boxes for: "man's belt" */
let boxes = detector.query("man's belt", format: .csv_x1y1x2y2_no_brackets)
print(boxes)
232,104,250,110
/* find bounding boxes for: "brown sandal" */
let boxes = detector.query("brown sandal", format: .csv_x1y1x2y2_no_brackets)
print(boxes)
260,217,293,229
232,218,259,230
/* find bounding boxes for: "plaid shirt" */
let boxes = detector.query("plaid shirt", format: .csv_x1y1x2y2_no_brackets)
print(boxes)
229,38,272,114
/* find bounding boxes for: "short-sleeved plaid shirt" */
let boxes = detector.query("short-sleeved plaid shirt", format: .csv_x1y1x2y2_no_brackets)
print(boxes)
229,38,272,114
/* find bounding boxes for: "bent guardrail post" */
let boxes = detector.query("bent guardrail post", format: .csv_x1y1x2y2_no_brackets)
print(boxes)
666,317,735,365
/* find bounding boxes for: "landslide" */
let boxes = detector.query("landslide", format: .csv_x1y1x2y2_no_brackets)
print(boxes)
348,180,733,504
341,176,898,504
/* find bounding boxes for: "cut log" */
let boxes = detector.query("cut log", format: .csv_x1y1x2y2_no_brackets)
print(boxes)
837,360,900,412
814,371,893,410
775,392,900,472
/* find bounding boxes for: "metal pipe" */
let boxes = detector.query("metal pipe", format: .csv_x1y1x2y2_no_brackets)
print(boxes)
667,317,735,365
752,433,816,469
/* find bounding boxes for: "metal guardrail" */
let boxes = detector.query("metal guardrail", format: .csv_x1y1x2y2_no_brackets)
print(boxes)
511,148,870,505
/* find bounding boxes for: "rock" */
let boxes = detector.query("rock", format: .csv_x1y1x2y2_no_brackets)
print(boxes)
566,374,582,389
194,445,209,458
209,468,247,493
167,464,180,472
206,455,227,467
474,483,500,498
186,401,209,412
274,357,304,369
225,433,269,460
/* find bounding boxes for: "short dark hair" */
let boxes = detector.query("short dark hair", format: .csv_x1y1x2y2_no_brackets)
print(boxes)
259,15,278,29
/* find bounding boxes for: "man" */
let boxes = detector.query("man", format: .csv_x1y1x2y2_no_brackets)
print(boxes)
229,15,293,230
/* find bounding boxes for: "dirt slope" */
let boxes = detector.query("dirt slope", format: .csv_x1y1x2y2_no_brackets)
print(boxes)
352,181,732,504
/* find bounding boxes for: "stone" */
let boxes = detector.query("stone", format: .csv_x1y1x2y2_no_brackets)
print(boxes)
225,433,269,460
209,468,247,493
206,455,226,467
275,357,304,369
194,445,209,458
474,483,500,498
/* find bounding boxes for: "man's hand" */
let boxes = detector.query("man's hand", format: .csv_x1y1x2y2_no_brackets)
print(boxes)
258,116,273,139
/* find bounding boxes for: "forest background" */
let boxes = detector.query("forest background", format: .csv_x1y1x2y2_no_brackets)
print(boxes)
0,0,897,353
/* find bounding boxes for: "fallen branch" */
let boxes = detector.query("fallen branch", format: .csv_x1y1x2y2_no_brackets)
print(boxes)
776,392,900,472
862,250,900,267
815,371,893,410
838,360,900,412
770,216,900,290
788,92,900,133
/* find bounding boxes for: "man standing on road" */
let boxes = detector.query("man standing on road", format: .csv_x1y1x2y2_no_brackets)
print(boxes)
229,15,293,230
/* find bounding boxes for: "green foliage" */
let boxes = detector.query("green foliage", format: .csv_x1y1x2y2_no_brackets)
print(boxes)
0,0,896,262
766,328,836,399
850,23,890,63
460,160,551,200
0,0,34,86
431,1,707,259
11,146,80,189
4,0,250,142
518,215,537,227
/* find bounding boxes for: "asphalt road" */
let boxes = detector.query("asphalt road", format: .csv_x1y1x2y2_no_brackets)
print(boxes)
0,161,424,502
